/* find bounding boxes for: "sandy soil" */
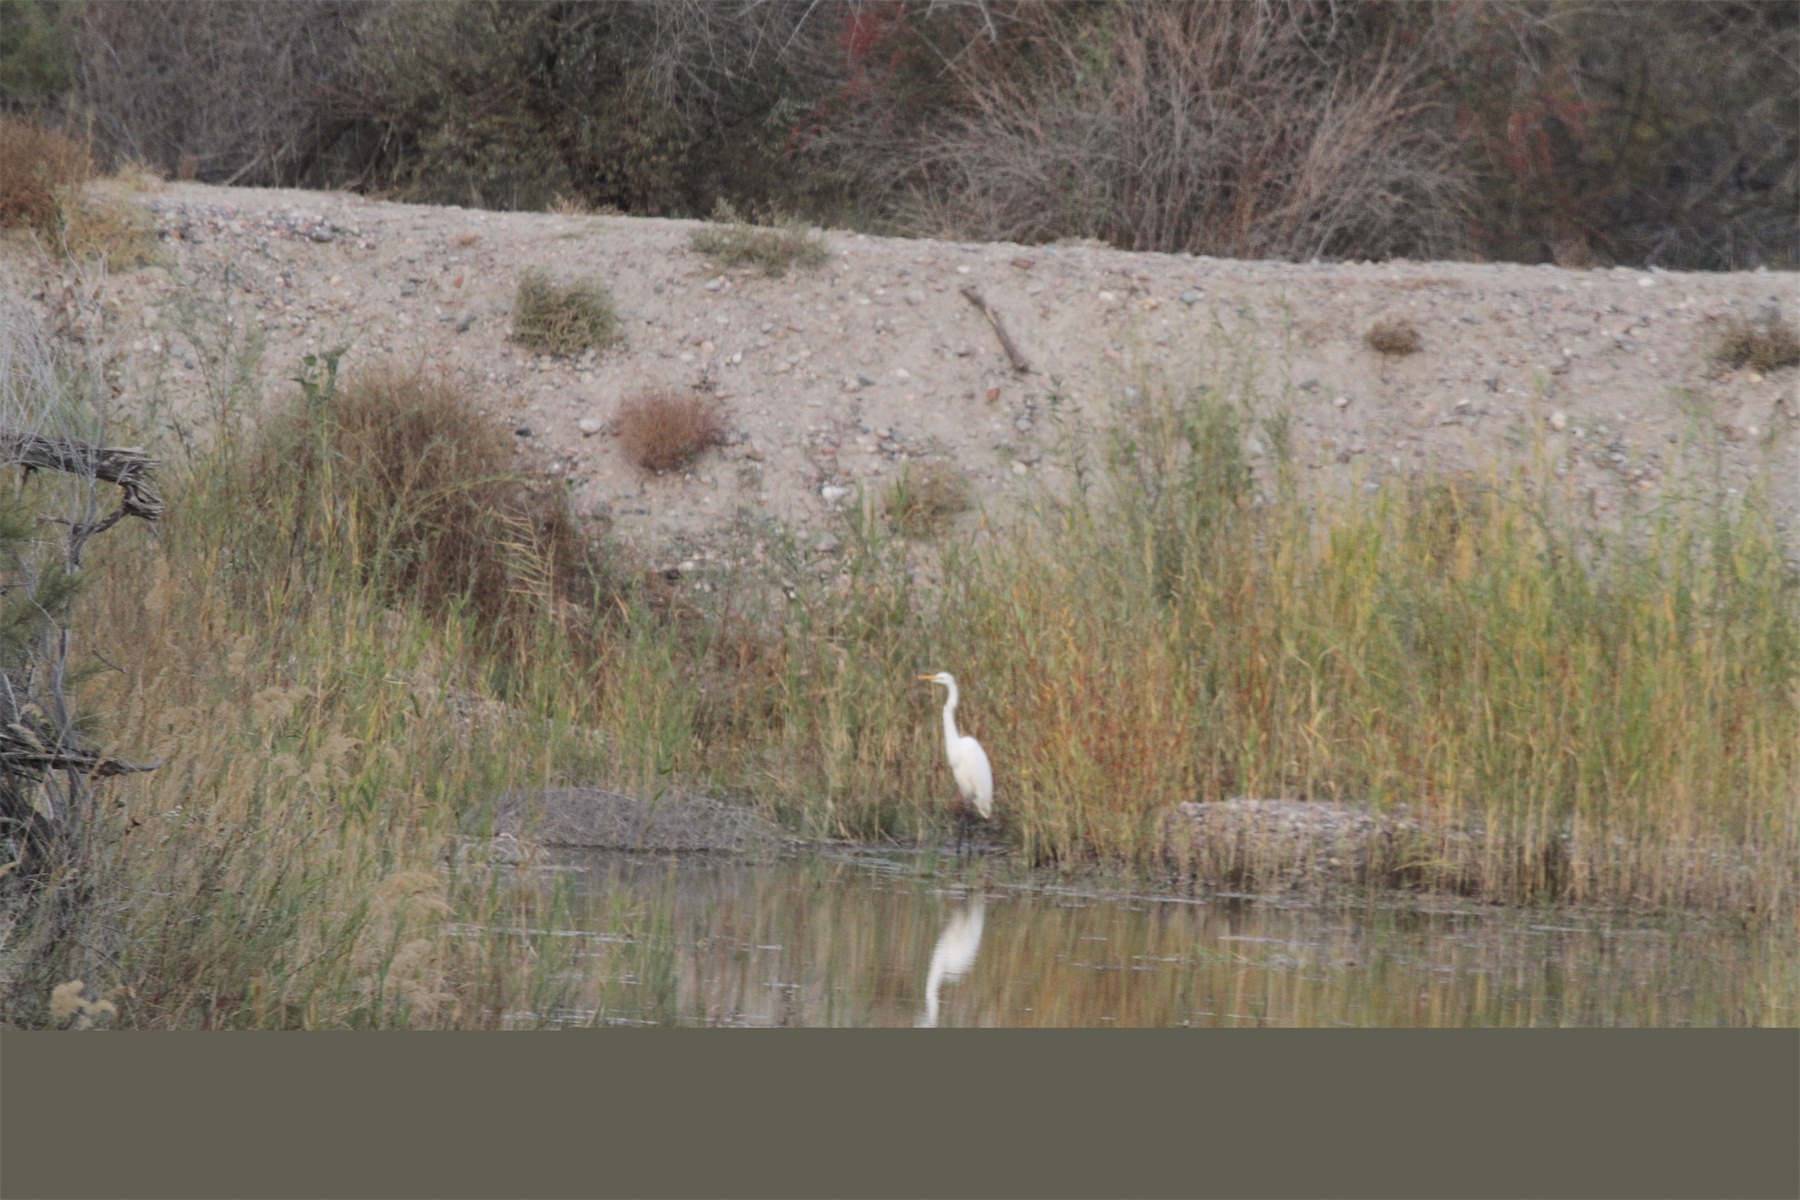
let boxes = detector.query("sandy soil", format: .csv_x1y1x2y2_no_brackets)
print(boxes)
13,182,1798,572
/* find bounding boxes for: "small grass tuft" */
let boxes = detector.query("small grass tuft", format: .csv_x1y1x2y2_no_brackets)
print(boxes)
883,460,973,539
0,119,91,234
58,190,162,267
688,199,830,277
1366,318,1423,355
511,268,622,357
1711,310,1800,372
613,386,726,473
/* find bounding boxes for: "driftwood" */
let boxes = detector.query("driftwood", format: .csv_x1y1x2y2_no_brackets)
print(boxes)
3,430,163,567
958,286,1033,374
3,431,164,521
0,724,160,781
0,429,162,878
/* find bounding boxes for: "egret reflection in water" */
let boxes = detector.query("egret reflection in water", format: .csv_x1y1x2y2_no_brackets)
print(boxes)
918,895,987,1027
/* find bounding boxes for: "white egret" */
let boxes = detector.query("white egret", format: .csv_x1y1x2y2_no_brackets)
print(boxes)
918,672,993,852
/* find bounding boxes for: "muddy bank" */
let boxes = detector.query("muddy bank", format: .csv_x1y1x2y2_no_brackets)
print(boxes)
475,787,789,856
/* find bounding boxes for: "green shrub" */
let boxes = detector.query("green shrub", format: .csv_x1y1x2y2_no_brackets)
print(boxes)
883,460,972,539
510,269,621,358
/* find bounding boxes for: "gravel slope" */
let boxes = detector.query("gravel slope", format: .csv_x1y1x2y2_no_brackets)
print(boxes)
17,182,1798,572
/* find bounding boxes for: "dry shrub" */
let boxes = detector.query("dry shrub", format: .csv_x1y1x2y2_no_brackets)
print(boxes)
688,199,830,277
511,268,621,357
261,365,600,638
1366,318,1423,356
613,386,725,472
884,460,972,539
0,119,91,233
857,2,1470,260
1712,310,1800,373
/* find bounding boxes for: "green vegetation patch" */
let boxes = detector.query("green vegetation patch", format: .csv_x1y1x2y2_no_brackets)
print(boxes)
883,460,972,539
688,200,829,277
510,268,622,357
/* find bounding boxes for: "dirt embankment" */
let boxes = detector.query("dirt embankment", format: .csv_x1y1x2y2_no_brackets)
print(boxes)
12,181,1799,573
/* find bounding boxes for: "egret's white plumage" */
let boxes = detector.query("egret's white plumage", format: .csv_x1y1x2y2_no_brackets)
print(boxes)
919,672,993,822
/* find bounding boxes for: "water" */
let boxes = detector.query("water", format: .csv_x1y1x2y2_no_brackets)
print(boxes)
498,850,1798,1027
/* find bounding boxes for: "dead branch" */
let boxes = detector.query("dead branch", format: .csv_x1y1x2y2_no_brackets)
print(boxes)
3,431,164,522
0,722,160,780
958,286,1033,374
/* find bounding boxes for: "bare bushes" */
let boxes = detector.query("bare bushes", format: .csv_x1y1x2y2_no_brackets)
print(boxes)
613,387,725,472
1445,2,1799,270
259,363,599,640
865,3,1471,260
69,0,371,185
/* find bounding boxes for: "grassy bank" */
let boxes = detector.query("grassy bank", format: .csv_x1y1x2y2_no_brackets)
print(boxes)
4,294,1795,1026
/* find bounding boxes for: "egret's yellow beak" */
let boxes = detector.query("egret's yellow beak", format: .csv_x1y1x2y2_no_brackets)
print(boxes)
917,674,936,683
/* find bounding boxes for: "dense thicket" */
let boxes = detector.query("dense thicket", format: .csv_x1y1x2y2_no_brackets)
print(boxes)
2,0,1794,268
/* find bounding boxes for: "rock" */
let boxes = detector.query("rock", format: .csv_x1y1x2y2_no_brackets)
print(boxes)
578,417,605,435
815,533,842,554
820,485,850,503
454,313,475,333
1097,290,1118,305
857,373,877,387
514,426,533,438
1012,461,1029,475
1549,411,1568,431
1014,417,1033,433
1333,395,1350,409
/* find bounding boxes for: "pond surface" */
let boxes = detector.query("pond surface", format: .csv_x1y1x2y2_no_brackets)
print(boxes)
501,850,1798,1027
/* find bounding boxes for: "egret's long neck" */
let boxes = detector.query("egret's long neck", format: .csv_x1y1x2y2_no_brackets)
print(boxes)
940,681,961,747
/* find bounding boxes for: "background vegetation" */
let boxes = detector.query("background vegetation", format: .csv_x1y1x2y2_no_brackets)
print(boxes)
2,0,1793,269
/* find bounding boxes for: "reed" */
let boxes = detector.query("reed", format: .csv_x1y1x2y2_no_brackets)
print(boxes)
695,372,1800,914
